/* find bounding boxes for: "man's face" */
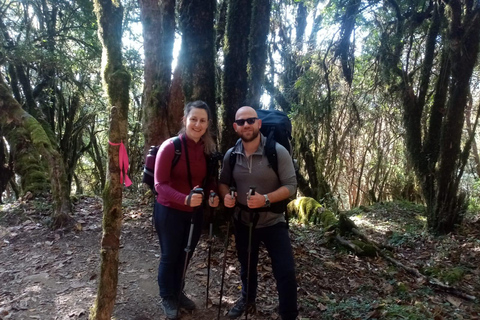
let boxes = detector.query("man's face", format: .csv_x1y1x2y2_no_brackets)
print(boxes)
234,108,261,142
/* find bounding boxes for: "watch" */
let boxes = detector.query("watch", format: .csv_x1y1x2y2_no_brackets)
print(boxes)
263,194,271,207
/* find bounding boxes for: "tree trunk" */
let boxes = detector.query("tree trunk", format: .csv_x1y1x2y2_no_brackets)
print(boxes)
0,130,14,203
178,0,217,134
139,0,177,151
221,0,252,151
466,99,480,178
246,0,270,109
336,0,361,86
382,0,480,234
430,1,480,233
215,0,227,51
90,0,130,318
87,120,106,193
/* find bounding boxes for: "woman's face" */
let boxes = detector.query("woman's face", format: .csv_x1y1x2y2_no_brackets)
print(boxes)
184,107,209,142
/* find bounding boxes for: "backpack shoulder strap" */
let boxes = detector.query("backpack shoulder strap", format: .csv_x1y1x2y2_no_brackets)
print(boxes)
229,149,237,171
229,140,242,187
229,149,237,188
172,136,182,169
264,129,279,177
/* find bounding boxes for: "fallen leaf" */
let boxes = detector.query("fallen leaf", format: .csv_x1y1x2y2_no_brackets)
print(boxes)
317,302,327,311
446,295,462,307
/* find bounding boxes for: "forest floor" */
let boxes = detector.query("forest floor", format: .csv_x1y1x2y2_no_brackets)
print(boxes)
0,194,479,320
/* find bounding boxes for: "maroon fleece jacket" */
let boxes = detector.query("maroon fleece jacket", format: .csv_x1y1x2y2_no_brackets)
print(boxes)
154,134,208,212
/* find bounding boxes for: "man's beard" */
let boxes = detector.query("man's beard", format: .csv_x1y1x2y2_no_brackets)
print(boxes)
239,128,260,142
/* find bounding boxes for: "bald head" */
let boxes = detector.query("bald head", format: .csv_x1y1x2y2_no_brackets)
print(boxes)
233,106,262,143
235,106,257,120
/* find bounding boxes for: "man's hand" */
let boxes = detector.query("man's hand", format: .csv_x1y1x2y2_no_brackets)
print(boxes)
223,192,237,208
246,192,266,209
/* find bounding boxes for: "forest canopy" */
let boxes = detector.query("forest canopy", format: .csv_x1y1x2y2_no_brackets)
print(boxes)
0,0,479,235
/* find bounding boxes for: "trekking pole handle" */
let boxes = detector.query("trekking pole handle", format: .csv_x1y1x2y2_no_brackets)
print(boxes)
186,187,204,207
209,192,216,234
210,191,216,204
248,186,256,199
194,187,204,207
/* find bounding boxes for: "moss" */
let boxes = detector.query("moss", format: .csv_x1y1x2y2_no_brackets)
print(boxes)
397,282,409,293
27,171,48,182
320,209,337,230
423,266,441,277
107,68,131,108
351,240,377,257
23,116,51,149
288,197,322,224
425,266,465,284
441,267,465,284
288,197,338,229
10,128,49,195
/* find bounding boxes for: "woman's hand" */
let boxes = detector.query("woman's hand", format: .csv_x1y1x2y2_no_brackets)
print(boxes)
184,187,204,207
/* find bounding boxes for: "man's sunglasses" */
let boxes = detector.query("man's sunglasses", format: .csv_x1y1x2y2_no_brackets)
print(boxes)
234,117,258,126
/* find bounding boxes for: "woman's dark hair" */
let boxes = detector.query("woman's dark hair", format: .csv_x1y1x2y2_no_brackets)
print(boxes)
179,100,216,154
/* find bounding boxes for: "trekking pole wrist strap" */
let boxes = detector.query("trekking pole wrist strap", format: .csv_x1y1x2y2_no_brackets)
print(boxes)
186,193,192,206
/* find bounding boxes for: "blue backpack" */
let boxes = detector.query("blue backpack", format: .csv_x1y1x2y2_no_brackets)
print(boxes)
229,109,295,213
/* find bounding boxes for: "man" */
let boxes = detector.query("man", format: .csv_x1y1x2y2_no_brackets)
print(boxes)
219,106,298,320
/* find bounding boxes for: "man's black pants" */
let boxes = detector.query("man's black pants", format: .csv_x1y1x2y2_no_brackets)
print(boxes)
234,219,298,320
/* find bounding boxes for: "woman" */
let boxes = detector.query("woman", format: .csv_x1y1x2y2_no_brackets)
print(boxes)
154,100,219,319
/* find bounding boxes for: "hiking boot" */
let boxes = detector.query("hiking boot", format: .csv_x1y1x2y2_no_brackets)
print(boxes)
161,296,178,319
227,297,256,319
179,292,196,310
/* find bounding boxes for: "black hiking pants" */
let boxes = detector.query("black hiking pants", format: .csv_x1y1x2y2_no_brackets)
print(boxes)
233,219,298,320
154,201,203,299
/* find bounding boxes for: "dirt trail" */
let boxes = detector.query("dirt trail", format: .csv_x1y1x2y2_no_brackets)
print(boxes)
0,196,274,319
1,196,479,320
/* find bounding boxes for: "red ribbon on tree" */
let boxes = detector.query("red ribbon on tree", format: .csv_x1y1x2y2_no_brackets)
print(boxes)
108,140,132,187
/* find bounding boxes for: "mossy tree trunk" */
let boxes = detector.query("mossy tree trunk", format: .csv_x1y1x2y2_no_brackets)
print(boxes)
246,0,270,109
335,0,361,86
1,14,60,197
7,125,49,195
0,74,73,228
178,0,217,134
0,128,14,203
139,0,178,152
220,0,272,150
221,0,252,151
90,0,131,318
429,2,480,233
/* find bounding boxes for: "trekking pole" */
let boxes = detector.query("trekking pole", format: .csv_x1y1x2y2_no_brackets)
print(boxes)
206,191,216,308
217,186,236,320
245,186,256,320
177,187,204,318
